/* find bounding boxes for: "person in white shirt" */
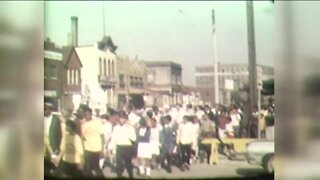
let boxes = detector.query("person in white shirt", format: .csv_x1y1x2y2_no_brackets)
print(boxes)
196,106,205,123
229,107,240,137
225,116,235,138
190,116,200,164
176,115,194,171
128,110,141,128
81,107,104,177
149,118,161,170
108,111,136,178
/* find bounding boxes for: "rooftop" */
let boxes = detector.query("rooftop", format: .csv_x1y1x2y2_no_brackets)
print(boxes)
144,61,182,69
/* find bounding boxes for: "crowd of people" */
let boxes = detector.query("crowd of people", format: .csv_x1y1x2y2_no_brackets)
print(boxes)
44,102,275,178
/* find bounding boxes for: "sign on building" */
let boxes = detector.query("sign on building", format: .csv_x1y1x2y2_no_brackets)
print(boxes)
44,50,63,61
44,90,57,97
225,79,234,90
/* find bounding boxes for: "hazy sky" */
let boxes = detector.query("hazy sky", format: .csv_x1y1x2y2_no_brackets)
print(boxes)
45,1,274,86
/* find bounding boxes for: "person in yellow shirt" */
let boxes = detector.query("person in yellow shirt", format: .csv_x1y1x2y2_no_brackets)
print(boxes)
81,107,104,177
259,108,268,138
56,120,84,178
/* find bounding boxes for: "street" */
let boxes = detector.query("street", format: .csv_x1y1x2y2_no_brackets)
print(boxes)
102,155,270,179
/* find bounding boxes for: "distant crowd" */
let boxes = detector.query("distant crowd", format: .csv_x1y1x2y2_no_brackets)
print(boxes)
44,102,275,178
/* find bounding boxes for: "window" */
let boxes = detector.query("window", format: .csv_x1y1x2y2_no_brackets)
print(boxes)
99,58,102,75
75,70,78,85
70,69,73,84
111,61,114,76
44,66,49,79
103,58,106,75
51,65,58,79
108,59,111,76
67,69,70,84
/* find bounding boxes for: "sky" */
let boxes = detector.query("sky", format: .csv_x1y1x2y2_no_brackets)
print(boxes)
45,1,274,86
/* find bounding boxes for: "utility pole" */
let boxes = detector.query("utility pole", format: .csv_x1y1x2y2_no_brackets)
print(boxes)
212,9,220,106
246,1,258,137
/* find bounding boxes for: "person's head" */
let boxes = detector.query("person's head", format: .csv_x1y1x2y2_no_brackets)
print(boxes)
109,110,120,125
83,107,93,121
184,115,193,123
204,105,210,112
152,106,159,113
176,104,180,111
118,110,128,125
66,120,77,134
146,110,153,119
44,103,53,117
192,116,198,123
95,108,100,117
164,115,172,125
139,117,147,127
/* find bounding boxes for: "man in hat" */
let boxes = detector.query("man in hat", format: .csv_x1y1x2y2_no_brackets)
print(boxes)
44,102,62,176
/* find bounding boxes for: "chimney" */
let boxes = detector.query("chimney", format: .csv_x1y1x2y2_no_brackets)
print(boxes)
71,16,78,46
67,33,72,46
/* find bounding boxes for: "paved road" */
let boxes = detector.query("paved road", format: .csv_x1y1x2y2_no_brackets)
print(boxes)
102,155,270,179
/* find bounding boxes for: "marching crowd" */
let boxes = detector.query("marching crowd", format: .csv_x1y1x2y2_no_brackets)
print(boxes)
44,102,275,178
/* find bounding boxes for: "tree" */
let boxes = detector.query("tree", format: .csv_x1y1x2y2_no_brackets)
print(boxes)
262,79,274,96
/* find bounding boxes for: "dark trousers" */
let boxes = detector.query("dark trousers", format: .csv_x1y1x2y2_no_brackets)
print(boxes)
160,152,172,172
116,145,134,178
199,143,211,164
60,160,83,178
84,151,103,177
44,157,56,176
180,144,192,166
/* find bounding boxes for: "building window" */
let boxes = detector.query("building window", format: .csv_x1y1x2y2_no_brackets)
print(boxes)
75,70,78,85
51,65,58,79
108,59,111,76
70,69,73,84
111,61,114,76
67,69,70,84
44,65,49,79
99,58,102,75
103,58,106,75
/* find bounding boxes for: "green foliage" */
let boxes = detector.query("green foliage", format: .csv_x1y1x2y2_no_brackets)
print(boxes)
262,79,274,95
265,114,274,126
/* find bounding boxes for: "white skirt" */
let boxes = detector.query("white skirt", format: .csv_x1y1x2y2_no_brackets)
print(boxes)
137,142,152,159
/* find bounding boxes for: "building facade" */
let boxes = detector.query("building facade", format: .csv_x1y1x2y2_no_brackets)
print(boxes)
145,61,183,107
75,36,117,114
61,46,83,111
44,39,82,111
195,63,274,105
116,55,147,109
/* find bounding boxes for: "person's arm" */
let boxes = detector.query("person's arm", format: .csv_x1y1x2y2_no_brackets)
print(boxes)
99,121,105,153
129,125,137,143
108,126,117,153
176,124,181,144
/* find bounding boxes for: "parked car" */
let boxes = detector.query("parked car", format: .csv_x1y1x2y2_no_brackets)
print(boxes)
245,140,274,173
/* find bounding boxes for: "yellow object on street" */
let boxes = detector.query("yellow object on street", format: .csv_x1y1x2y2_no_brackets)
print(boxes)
202,138,257,165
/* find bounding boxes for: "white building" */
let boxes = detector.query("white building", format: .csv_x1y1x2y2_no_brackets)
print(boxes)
195,63,274,105
75,36,117,114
